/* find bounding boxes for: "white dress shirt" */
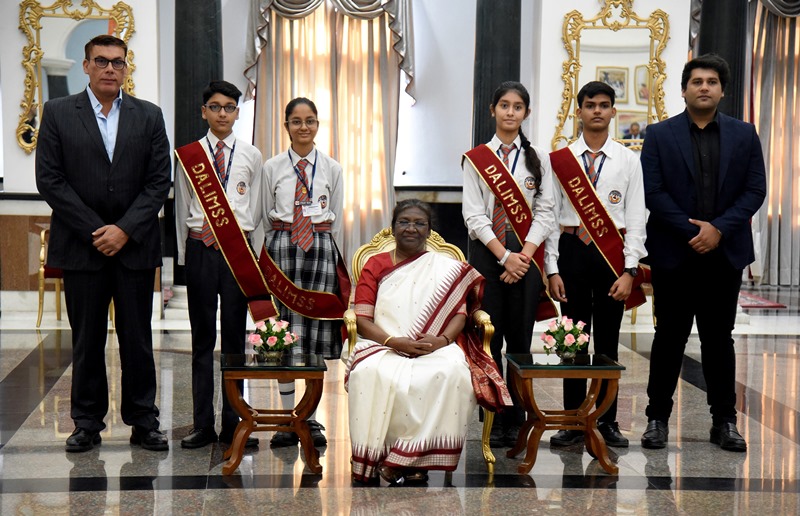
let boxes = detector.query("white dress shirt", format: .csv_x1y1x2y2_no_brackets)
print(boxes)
85,85,122,161
462,134,557,248
175,131,264,265
544,134,647,274
262,146,344,250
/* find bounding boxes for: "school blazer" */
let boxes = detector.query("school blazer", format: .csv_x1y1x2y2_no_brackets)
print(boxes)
35,90,171,271
641,110,766,270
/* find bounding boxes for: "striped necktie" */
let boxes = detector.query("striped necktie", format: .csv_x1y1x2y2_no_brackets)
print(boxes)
199,141,228,249
576,151,603,245
291,158,314,252
492,144,516,247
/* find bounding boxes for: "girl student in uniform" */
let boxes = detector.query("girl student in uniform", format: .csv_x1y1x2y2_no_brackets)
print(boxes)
261,97,346,448
462,81,557,447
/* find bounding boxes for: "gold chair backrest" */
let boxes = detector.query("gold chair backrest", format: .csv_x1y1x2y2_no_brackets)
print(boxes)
350,228,465,284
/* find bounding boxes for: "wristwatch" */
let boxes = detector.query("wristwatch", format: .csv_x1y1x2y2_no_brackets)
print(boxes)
623,267,639,277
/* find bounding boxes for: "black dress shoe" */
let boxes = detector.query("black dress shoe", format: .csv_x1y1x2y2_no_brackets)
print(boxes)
489,424,506,448
65,428,101,453
598,421,629,448
270,431,300,448
504,424,522,447
307,420,327,447
181,427,217,449
219,433,259,449
550,430,584,447
130,427,169,451
710,422,747,452
641,420,668,449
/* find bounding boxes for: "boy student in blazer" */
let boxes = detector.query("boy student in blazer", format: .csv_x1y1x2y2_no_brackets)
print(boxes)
640,54,766,452
546,81,646,448
175,80,264,449
36,35,171,452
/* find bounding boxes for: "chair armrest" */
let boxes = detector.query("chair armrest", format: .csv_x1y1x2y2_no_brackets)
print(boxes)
472,309,494,355
344,308,358,354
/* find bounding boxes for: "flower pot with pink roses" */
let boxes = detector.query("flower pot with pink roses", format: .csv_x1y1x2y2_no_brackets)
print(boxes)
248,318,298,362
541,316,589,363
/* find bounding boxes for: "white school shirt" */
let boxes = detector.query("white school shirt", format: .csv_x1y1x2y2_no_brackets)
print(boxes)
175,131,264,265
462,134,557,248
262,146,344,250
544,134,647,275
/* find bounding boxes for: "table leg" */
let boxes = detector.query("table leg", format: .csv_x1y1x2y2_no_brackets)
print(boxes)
222,378,255,475
292,378,324,474
507,370,534,457
584,378,620,475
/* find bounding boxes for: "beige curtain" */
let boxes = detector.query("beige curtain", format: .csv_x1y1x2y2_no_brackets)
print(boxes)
746,1,800,285
244,0,414,262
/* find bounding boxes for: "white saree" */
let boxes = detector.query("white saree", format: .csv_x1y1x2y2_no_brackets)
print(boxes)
345,252,482,481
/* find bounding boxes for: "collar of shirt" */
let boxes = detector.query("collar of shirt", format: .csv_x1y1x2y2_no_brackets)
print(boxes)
489,133,522,153
572,133,618,161
85,85,122,115
205,130,236,151
686,109,720,131
288,146,317,166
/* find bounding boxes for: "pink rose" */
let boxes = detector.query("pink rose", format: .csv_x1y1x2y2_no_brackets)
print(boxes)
565,334,576,345
280,320,290,329
548,320,558,332
266,336,278,347
578,333,590,344
561,316,569,324
576,320,586,330
284,333,294,344
545,335,556,346
255,321,266,330
564,321,574,332
248,333,261,345
270,323,280,333
540,332,549,343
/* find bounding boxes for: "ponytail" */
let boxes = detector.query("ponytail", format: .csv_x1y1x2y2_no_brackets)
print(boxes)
518,129,542,196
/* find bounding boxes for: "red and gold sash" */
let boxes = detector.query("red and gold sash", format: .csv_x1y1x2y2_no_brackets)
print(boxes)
258,245,351,320
463,144,558,321
549,147,649,310
175,141,278,321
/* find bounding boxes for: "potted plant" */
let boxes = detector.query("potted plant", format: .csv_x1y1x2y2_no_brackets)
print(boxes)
248,318,298,362
541,316,589,363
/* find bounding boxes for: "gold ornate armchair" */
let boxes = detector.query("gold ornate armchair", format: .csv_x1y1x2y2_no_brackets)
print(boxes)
343,228,499,474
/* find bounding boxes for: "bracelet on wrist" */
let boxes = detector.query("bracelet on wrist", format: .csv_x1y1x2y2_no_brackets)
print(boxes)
547,272,559,279
383,335,394,346
441,334,452,345
497,249,512,266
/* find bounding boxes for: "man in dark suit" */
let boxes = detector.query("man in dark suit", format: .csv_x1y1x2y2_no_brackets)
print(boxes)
639,54,766,452
36,35,171,452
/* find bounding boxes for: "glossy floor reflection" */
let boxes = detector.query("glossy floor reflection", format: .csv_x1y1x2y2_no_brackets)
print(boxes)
0,287,798,514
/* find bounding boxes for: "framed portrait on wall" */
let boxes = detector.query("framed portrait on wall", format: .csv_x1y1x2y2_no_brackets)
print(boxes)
635,65,650,105
596,67,628,103
616,111,648,142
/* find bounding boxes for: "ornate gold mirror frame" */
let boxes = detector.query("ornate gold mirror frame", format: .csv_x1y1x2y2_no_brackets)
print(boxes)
552,0,669,151
17,0,136,153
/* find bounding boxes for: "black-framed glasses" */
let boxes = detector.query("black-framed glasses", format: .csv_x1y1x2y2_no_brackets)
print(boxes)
286,118,319,128
93,57,126,70
205,104,238,113
395,220,429,230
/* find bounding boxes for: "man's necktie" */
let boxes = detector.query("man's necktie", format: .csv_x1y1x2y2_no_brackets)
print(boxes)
291,158,314,252
200,140,228,249
576,151,603,245
492,144,516,247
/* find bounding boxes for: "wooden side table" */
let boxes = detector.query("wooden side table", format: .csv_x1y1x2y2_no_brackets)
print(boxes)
220,353,327,475
505,353,625,475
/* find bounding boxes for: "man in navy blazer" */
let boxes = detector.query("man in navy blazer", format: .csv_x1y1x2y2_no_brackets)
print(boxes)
36,35,171,453
639,54,766,452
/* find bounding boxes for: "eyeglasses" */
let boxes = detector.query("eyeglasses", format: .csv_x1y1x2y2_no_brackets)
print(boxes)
395,220,429,230
93,57,126,70
204,104,238,113
286,118,319,128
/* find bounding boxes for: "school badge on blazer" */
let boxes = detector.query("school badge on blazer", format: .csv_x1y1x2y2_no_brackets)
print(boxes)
608,190,622,204
318,195,328,209
237,181,247,195
524,176,536,190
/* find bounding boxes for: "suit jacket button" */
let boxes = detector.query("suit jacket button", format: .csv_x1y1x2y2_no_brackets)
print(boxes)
108,185,114,192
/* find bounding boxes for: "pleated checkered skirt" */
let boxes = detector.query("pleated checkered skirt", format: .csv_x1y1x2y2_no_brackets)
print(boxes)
267,230,343,359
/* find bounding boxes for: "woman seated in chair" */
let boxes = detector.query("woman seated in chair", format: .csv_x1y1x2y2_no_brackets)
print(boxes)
345,199,511,485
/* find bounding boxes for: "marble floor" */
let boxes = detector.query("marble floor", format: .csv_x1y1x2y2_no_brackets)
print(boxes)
0,286,798,515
